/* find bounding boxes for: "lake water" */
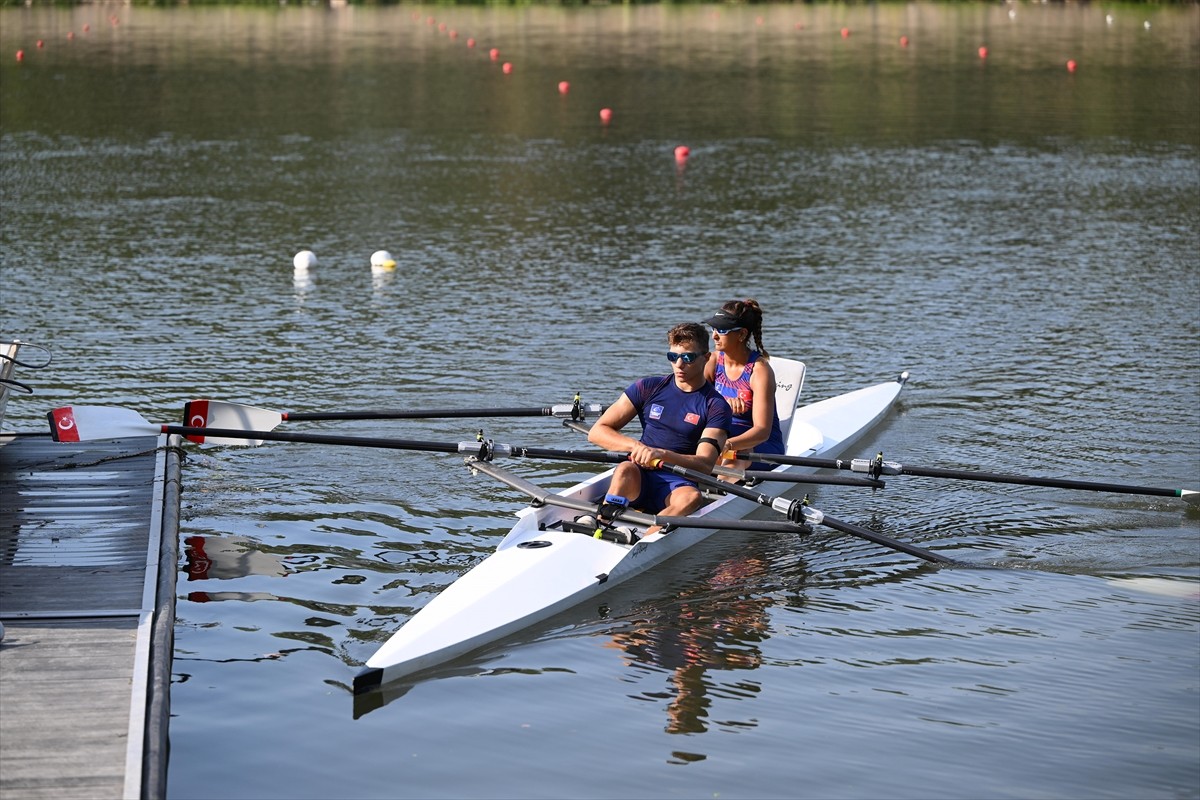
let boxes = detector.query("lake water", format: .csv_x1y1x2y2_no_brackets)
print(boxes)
1,3,1198,798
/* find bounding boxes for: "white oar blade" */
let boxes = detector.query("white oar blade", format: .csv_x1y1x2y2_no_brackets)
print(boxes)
49,406,159,442
1106,577,1200,599
183,400,281,445
1182,490,1199,507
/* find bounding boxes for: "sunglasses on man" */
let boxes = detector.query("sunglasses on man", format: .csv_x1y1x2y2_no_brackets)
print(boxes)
666,351,705,365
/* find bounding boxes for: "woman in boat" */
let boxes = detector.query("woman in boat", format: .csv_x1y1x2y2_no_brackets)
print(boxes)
702,298,785,473
588,322,732,532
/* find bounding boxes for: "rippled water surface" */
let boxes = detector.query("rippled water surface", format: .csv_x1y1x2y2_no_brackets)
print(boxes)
2,4,1198,799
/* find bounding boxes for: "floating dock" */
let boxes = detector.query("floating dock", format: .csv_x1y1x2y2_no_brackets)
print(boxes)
0,432,182,800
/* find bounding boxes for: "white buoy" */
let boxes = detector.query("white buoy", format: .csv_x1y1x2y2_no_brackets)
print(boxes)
371,250,397,272
293,250,317,271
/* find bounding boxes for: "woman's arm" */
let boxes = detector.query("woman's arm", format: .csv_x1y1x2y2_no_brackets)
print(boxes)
725,361,777,452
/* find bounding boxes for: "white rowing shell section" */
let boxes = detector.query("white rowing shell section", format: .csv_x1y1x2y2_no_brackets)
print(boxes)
357,368,908,689
364,522,630,676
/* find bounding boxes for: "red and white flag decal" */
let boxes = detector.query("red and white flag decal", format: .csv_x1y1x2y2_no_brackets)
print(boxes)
684,412,700,425
185,400,209,428
183,400,209,444
50,407,80,442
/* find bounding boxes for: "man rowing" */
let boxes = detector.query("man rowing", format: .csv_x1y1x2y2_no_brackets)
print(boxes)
587,322,732,539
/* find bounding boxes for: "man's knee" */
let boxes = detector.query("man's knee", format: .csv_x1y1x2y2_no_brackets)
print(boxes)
669,486,703,514
613,462,639,481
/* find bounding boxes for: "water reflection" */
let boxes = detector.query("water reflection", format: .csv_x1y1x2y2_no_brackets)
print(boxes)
609,555,777,736
181,533,294,604
183,534,291,582
292,273,315,296
370,267,396,298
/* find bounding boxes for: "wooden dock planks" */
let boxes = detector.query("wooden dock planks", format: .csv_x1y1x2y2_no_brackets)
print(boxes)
0,434,181,800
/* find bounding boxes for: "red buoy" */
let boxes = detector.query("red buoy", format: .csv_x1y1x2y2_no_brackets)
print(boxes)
467,38,476,49
489,48,499,61
841,27,850,39
1066,59,1077,72
900,36,909,48
978,46,989,59
15,49,24,62
599,108,613,125
674,145,690,162
558,81,570,95
502,62,513,75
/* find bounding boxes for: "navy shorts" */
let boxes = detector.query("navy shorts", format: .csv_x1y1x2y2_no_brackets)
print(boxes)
636,468,697,513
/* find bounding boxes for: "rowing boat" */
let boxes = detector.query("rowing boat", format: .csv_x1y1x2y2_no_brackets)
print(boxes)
352,362,909,693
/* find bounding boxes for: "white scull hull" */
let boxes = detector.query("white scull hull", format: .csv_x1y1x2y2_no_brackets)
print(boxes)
353,368,907,693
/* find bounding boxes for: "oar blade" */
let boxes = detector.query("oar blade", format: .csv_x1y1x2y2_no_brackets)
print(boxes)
48,406,159,442
1182,490,1199,507
183,400,281,445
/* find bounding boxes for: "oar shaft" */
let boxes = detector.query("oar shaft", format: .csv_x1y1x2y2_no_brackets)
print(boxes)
895,463,1189,499
657,461,958,566
163,425,630,465
465,458,812,533
283,405,605,421
718,468,884,489
168,425,459,453
742,452,1194,502
807,510,960,565
742,452,843,469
